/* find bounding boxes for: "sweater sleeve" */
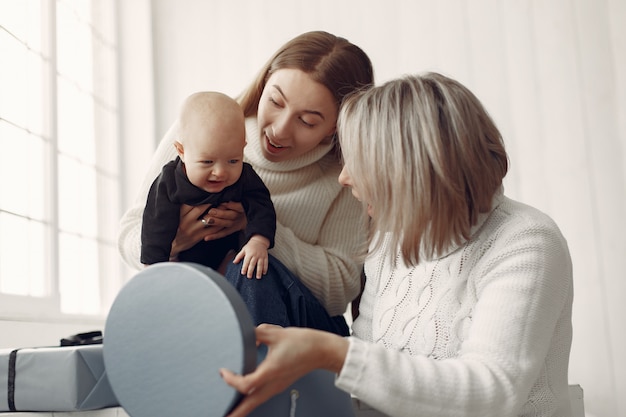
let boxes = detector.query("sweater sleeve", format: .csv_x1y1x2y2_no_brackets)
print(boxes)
241,164,276,248
140,165,181,264
118,121,180,270
336,219,573,417
270,184,366,317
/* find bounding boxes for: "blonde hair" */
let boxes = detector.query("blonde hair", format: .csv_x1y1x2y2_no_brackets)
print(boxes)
338,72,508,266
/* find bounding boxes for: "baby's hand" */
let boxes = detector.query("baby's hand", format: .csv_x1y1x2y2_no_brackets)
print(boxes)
233,235,270,279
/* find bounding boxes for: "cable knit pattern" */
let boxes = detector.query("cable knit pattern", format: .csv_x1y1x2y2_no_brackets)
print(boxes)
337,193,573,417
118,118,364,315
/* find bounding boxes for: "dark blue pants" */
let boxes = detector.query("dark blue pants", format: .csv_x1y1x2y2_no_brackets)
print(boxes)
223,255,349,336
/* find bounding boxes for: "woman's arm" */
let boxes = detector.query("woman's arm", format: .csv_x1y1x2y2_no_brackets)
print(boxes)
221,324,349,417
225,221,572,417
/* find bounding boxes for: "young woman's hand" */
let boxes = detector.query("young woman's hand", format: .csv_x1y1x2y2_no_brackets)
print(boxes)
221,324,349,417
169,204,211,259
201,201,247,241
169,202,246,260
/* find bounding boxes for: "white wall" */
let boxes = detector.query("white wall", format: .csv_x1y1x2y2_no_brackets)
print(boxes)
0,320,105,349
145,1,625,416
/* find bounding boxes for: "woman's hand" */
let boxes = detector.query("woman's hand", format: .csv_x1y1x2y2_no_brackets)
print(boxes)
169,202,246,260
221,324,349,417
169,204,212,259
201,201,246,241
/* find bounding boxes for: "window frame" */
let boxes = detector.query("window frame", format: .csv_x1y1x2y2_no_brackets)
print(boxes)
0,0,146,323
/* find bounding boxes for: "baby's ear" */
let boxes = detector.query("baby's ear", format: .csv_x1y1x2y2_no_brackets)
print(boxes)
173,141,184,158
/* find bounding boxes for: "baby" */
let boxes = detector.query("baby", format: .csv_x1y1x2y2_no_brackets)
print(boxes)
140,91,276,278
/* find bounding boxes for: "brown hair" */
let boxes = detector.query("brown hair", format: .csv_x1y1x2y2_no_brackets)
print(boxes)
338,72,509,266
238,31,373,152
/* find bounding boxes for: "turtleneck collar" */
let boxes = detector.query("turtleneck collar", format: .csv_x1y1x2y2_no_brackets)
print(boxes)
243,117,335,172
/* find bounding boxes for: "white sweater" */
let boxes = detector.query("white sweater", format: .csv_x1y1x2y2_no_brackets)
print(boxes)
336,193,573,417
117,118,365,315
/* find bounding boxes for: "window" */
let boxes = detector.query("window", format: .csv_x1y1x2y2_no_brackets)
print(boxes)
0,0,124,318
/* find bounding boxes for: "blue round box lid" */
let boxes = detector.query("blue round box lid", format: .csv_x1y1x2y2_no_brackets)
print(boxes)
103,262,256,417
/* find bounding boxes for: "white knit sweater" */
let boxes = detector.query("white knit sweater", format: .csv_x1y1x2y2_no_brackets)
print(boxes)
336,192,573,417
117,118,364,315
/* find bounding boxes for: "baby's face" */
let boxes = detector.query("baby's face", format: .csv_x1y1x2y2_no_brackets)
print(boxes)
181,119,245,194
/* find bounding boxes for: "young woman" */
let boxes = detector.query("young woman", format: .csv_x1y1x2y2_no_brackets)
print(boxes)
118,31,374,335
221,73,574,417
